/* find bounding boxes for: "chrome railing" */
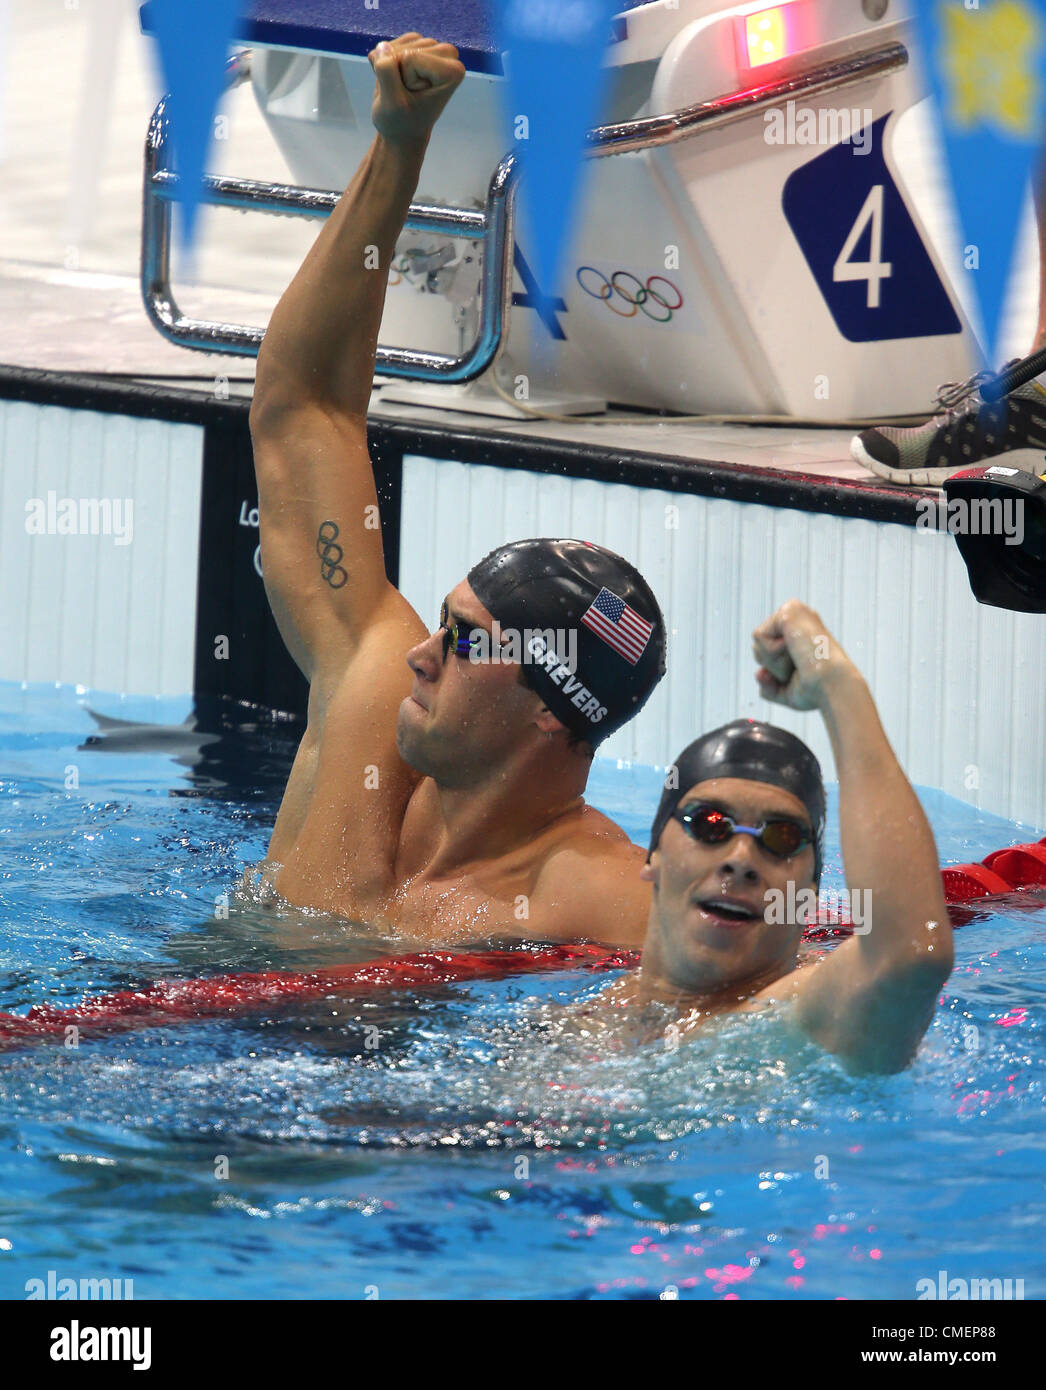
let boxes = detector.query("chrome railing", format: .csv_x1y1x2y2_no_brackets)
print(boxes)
140,42,907,376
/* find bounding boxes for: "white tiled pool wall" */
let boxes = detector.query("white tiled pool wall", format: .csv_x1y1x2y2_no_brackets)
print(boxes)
1,398,1043,826
0,397,203,697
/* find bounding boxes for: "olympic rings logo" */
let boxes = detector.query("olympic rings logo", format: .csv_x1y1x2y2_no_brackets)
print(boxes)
576,267,683,322
316,520,348,589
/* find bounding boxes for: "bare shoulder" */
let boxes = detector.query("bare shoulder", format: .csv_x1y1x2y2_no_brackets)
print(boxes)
540,802,647,870
531,805,650,948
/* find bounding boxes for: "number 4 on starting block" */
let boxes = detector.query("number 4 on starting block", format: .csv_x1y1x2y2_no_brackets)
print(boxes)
783,114,961,341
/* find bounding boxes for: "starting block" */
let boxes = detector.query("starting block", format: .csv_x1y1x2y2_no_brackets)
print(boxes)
138,0,980,420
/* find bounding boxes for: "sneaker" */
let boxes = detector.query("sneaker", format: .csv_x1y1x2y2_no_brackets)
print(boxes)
851,364,1046,485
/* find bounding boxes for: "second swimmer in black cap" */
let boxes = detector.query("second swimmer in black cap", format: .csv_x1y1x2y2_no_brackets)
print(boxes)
594,599,953,1073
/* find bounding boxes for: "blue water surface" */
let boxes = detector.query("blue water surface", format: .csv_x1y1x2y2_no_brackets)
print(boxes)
0,681,1043,1300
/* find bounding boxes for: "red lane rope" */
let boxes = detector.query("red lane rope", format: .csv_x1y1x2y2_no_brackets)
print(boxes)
803,837,1046,939
1,837,1042,1049
0,943,637,1049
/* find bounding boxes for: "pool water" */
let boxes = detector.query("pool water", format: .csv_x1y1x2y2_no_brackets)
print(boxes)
1,681,1043,1300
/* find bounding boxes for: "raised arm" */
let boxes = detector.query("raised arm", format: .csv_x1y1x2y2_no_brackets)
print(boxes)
753,601,953,1073
248,35,465,686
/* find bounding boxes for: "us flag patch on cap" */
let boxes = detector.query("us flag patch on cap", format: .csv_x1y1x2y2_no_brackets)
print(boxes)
580,587,654,665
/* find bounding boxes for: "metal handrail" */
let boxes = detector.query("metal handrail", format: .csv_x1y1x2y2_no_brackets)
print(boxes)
586,41,905,155
141,41,907,373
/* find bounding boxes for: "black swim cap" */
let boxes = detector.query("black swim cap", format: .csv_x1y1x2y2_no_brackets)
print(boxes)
648,718,825,882
467,538,666,748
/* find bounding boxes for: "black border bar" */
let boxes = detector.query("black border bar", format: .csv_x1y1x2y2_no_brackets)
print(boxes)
0,365,933,526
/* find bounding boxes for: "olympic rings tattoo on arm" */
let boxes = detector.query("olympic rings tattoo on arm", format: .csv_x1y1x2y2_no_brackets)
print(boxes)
316,520,348,589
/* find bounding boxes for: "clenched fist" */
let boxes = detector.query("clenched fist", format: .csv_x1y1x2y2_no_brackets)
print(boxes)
368,32,466,146
751,599,858,711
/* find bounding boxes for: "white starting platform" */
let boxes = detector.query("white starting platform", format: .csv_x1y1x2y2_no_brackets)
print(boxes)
138,0,980,420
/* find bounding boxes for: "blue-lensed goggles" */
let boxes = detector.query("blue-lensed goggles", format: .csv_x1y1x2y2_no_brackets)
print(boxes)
673,802,812,860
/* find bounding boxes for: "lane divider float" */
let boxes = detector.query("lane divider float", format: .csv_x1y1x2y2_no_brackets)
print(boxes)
1,838,1043,1048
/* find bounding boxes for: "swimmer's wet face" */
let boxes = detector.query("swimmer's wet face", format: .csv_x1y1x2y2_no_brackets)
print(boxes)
396,580,554,785
642,777,817,994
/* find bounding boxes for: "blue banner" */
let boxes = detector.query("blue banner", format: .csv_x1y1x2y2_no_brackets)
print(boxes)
147,0,243,253
493,1,619,303
912,0,1046,364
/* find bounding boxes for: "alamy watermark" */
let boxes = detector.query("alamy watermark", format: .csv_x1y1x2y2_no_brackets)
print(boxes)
466,627,609,729
765,884,872,932
24,491,133,546
764,101,873,154
916,1270,1024,1300
26,1270,134,1299
916,495,1024,546
467,622,578,673
50,1322,151,1371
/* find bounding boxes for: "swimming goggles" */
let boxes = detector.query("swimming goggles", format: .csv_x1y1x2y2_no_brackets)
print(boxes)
672,802,812,859
439,601,486,662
